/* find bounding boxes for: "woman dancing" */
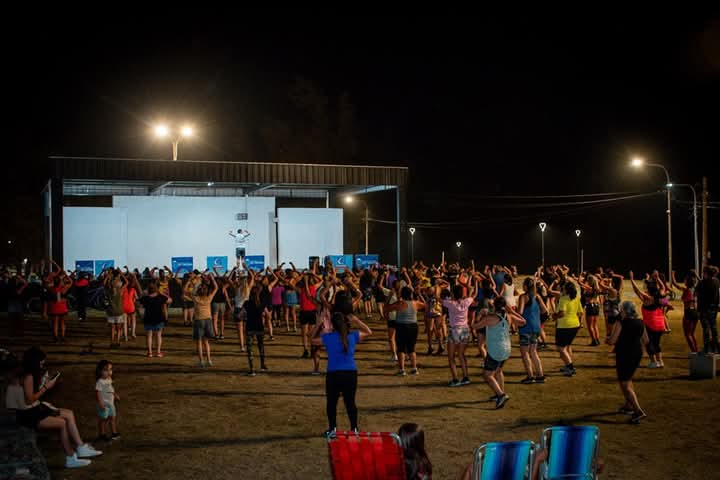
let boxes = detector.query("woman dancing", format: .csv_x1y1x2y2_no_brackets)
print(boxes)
550,281,583,376
672,270,699,353
517,277,549,384
630,271,666,368
579,274,602,346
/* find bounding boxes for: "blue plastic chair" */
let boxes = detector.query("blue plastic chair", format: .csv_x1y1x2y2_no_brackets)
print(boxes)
540,426,599,479
472,440,535,480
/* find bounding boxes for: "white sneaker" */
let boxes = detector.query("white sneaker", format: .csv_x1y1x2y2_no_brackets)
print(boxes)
66,454,92,468
76,444,102,458
647,361,658,369
657,361,665,368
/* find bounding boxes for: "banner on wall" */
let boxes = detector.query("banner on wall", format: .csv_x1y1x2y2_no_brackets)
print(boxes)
75,260,94,274
207,256,229,274
244,255,265,271
94,260,114,276
171,256,194,274
326,255,353,271
354,255,380,270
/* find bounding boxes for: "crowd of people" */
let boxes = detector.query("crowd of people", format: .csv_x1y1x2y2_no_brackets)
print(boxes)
2,258,719,473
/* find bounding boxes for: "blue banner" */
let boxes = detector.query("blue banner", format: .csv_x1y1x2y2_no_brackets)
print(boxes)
75,260,94,274
354,254,380,270
94,260,114,276
207,256,229,274
244,255,265,271
171,256,194,274
326,254,353,271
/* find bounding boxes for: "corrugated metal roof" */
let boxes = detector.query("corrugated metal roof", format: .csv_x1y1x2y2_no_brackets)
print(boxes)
51,156,408,187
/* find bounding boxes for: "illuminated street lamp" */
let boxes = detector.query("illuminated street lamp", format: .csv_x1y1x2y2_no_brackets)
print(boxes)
539,222,547,266
575,229,582,274
154,124,194,160
409,227,416,264
630,156,672,283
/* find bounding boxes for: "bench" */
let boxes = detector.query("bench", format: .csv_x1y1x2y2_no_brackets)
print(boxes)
689,353,720,379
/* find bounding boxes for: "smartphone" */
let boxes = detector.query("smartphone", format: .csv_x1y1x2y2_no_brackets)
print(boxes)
50,371,61,382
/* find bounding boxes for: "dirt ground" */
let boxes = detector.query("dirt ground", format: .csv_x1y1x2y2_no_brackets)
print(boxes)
3,292,720,479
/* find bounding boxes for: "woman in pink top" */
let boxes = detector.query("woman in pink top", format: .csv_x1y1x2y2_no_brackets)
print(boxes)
442,283,476,387
271,281,285,328
629,271,666,368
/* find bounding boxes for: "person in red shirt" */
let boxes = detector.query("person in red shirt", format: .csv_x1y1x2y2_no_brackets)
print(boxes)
48,270,72,342
297,263,323,359
122,270,141,340
72,272,90,322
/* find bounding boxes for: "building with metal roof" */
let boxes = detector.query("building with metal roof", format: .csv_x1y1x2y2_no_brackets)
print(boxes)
44,156,408,268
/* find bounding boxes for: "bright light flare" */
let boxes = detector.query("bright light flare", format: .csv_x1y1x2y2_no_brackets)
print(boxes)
154,125,169,137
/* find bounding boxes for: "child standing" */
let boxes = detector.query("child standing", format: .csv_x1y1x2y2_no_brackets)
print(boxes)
95,360,120,441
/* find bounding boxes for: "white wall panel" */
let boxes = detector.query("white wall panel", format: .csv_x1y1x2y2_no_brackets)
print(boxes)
277,208,343,268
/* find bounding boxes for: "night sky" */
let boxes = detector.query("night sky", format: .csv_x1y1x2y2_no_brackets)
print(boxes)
5,12,720,272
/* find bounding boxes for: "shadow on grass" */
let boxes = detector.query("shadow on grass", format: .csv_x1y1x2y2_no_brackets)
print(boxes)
511,411,622,427
171,389,325,398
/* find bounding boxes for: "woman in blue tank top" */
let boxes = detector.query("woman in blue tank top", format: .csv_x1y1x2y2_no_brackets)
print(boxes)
517,277,549,385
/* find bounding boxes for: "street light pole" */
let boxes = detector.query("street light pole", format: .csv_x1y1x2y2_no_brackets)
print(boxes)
575,229,582,274
631,158,672,283
456,241,462,263
675,184,699,274
539,222,547,266
364,204,369,255
409,227,416,264
155,124,193,161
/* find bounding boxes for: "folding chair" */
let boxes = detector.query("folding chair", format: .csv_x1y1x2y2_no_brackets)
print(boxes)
471,440,535,480
540,425,599,479
327,431,407,480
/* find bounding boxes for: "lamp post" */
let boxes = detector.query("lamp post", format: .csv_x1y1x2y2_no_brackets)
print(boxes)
456,241,462,262
631,157,672,282
345,196,369,255
575,229,582,274
154,124,194,161
409,227,416,264
673,183,699,274
539,222,547,266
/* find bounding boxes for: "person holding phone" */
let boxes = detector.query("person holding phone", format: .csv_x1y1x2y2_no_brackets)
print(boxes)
18,347,102,468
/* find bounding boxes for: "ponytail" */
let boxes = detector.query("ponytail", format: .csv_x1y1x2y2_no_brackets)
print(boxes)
331,312,350,353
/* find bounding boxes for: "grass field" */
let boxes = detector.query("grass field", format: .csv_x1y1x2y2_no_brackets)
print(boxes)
3,291,720,479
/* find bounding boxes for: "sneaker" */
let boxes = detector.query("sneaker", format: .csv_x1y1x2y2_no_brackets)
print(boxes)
218,335,225,340
561,367,577,377
390,354,398,362
247,371,257,377
76,444,102,458
495,394,510,409
156,351,164,358
435,346,445,355
197,361,205,368
311,370,321,376
269,336,274,341
657,361,665,368
488,394,499,401
448,379,461,387
460,376,471,386
647,361,659,369
206,360,213,367
111,432,121,440
410,368,420,376
260,365,269,372
520,376,535,384
301,350,309,359
65,454,91,469
241,347,246,352
630,411,647,424
351,427,360,434
534,375,546,384
397,370,407,377
323,428,337,439
426,347,434,355
146,351,153,358
618,406,635,415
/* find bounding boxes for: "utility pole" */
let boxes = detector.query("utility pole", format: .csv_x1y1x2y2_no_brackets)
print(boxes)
702,176,709,270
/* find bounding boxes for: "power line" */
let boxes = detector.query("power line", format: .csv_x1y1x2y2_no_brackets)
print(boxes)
419,190,648,200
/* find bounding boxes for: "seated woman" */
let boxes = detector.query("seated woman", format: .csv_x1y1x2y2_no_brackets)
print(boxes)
398,423,432,480
17,346,102,469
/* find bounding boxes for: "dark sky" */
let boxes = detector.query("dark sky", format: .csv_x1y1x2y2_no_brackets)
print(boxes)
5,11,720,272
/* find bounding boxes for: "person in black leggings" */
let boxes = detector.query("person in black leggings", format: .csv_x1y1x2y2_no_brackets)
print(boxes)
313,311,372,437
607,301,649,424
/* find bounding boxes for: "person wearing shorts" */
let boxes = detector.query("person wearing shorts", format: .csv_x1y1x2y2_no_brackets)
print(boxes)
193,275,218,368
299,275,323,359
385,287,425,376
473,297,527,409
552,282,583,376
140,282,171,357
104,271,126,349
517,277,549,384
379,273,401,362
443,284,475,387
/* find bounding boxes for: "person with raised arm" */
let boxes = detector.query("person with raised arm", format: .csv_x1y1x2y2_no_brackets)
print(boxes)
192,274,218,367
629,271,666,368
517,277,549,384
672,270,699,353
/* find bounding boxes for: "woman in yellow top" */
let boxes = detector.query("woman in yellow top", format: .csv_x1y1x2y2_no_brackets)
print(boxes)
550,281,583,376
